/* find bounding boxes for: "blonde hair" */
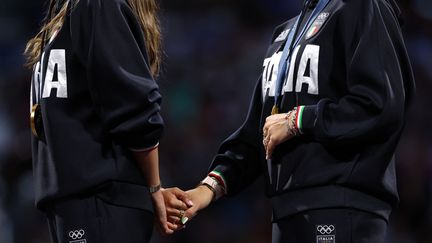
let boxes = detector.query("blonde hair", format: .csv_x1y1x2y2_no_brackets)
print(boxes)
24,0,162,77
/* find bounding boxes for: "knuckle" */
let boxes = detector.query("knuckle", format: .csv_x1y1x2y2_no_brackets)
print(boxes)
168,199,176,206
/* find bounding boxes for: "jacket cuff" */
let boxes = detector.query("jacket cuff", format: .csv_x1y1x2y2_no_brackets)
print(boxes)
296,105,318,135
129,142,159,152
124,125,163,151
210,164,234,196
209,170,227,194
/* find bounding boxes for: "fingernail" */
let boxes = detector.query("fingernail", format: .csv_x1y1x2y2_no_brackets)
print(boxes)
187,200,194,206
181,217,189,225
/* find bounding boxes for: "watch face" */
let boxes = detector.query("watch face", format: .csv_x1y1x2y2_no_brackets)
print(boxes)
211,179,218,188
204,177,219,189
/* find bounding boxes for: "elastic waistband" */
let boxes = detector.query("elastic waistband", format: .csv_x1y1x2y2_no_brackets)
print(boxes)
270,185,392,222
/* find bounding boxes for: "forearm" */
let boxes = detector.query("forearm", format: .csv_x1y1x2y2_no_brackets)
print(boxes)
133,147,161,187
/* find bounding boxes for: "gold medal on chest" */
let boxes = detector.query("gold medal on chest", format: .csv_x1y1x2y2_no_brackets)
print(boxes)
30,104,43,139
271,105,279,115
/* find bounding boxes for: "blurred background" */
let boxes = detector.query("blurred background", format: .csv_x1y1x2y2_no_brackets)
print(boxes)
0,0,431,242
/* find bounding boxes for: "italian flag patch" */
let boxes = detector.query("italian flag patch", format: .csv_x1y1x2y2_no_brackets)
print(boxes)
306,12,330,40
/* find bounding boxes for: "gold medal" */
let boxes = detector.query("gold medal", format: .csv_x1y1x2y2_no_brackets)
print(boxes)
271,105,279,115
30,104,42,138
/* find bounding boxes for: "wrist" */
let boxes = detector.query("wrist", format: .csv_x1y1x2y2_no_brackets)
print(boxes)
286,107,300,137
149,182,162,194
201,176,225,201
150,188,163,200
195,185,214,208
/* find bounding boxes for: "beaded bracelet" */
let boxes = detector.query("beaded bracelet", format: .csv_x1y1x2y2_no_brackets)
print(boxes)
285,107,300,137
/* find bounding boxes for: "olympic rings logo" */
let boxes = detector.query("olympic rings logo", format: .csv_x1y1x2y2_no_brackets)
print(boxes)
317,225,335,235
69,229,85,240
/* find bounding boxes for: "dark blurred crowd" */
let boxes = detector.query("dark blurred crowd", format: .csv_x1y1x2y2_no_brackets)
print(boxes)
0,0,431,242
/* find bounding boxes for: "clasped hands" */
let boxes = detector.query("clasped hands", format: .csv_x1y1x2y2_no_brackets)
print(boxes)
156,185,214,234
154,111,297,234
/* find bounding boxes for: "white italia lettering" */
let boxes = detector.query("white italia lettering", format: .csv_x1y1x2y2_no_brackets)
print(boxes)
262,44,320,98
32,52,46,104
31,63,39,108
262,51,282,99
295,44,320,95
282,45,301,93
42,49,68,98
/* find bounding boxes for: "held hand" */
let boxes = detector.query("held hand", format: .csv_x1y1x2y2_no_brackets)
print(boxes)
182,185,214,223
263,113,296,159
151,190,173,235
162,187,194,232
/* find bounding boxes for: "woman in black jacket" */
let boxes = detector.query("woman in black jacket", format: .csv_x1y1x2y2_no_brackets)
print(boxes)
25,0,177,242
165,0,415,242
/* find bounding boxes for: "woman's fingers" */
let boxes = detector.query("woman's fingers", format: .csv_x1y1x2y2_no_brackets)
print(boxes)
266,137,277,159
263,118,278,134
172,189,194,207
168,215,180,224
167,220,185,232
162,187,190,212
160,187,195,234
152,194,173,235
263,114,286,138
166,207,185,217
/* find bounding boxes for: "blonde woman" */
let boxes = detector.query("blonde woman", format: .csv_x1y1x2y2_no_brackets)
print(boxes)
25,0,178,241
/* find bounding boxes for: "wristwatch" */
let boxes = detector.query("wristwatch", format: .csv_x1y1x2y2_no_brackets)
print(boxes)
201,176,225,201
149,184,161,194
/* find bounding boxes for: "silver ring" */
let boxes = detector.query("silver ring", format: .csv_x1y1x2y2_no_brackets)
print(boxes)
179,209,185,218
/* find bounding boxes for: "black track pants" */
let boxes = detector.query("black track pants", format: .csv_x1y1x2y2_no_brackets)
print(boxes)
272,208,387,243
45,195,153,243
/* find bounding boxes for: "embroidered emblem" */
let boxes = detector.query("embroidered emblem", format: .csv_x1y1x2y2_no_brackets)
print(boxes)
306,12,330,40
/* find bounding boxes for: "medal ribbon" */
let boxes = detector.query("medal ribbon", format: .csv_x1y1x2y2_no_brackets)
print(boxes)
272,0,331,115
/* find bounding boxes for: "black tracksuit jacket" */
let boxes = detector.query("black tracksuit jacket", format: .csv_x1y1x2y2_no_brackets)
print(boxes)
210,0,415,221
30,0,163,210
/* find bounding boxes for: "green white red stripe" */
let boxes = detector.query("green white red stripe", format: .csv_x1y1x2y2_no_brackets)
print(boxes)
209,170,227,193
306,25,319,39
296,106,305,134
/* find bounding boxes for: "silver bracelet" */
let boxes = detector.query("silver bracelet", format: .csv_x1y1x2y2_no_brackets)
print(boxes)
149,183,161,194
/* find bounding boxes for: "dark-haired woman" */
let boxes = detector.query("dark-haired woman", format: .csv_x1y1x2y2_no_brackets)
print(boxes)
166,0,415,242
25,0,177,242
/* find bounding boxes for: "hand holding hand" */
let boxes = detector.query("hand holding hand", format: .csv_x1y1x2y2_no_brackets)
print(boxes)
151,190,174,235
182,185,214,222
162,187,194,232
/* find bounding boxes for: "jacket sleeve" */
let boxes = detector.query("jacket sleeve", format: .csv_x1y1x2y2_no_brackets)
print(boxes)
210,78,265,196
298,0,415,146
70,0,163,150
